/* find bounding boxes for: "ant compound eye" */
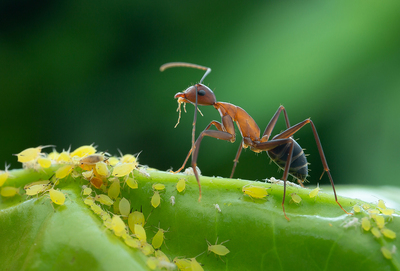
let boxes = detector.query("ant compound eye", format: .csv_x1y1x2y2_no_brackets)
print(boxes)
197,89,206,96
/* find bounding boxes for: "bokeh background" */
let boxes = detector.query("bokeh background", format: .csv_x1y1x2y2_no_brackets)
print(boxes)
1,1,400,188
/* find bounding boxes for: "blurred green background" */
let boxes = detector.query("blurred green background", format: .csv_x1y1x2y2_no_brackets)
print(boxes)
1,1,400,188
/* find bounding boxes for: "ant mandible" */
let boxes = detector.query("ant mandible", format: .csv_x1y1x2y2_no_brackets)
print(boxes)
160,62,350,221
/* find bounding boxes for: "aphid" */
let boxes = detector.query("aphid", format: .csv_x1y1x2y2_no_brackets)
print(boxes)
91,204,104,215
190,257,204,271
0,163,11,187
14,145,53,163
173,258,192,270
120,154,137,164
342,218,359,229
119,197,131,217
82,186,92,196
108,178,121,199
84,196,95,206
373,215,385,229
90,177,103,189
111,215,126,236
378,199,386,210
207,238,230,257
80,154,106,165
56,151,71,163
152,228,167,249
48,151,59,161
124,236,141,248
1,186,19,197
152,183,165,191
308,183,321,198
361,217,371,231
170,196,175,206
213,204,222,213
141,242,155,256
380,208,395,216
242,185,268,199
25,181,51,196
290,193,302,204
125,177,138,189
162,62,350,221
146,257,159,270
128,211,145,233
353,205,361,213
362,203,370,210
55,164,74,179
95,194,114,206
82,170,94,180
176,178,186,192
151,191,161,208
134,224,147,244
112,163,136,177
371,227,382,238
381,228,396,239
381,247,392,259
70,145,97,158
37,157,52,168
95,161,109,177
155,250,170,263
107,157,120,166
184,166,201,176
49,189,66,205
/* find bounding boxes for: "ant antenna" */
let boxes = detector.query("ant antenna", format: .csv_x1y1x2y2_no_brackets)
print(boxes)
160,62,212,152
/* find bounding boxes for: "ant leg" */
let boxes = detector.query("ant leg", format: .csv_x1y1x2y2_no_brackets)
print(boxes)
230,139,244,178
260,105,291,142
173,121,225,174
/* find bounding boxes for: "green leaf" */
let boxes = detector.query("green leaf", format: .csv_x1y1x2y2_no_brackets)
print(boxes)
1,167,399,271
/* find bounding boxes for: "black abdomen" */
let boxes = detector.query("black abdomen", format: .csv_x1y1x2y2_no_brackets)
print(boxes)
267,139,308,181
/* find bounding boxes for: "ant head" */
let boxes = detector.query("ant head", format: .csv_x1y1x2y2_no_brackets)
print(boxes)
174,83,216,106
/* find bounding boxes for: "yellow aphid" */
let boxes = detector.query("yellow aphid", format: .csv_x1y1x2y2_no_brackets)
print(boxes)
308,184,321,198
380,208,395,216
55,165,74,179
134,224,147,244
37,157,52,168
107,157,119,166
48,151,59,160
141,243,155,256
95,161,109,177
155,250,170,262
113,197,121,214
108,179,120,199
84,197,95,206
146,257,159,270
119,197,131,217
125,177,138,189
0,164,11,187
381,247,392,259
15,145,53,163
361,217,371,231
100,211,111,221
25,182,51,196
207,239,230,256
81,170,94,180
24,180,51,190
242,185,268,199
152,228,166,249
368,209,380,215
103,218,113,229
152,183,165,191
362,203,370,210
112,215,126,233
112,163,136,177
49,189,65,205
91,204,104,215
124,236,141,248
70,145,97,158
378,199,386,209
1,186,19,197
82,186,92,196
190,258,204,271
371,227,382,238
151,191,161,208
176,178,186,192
128,211,145,233
80,154,106,165
173,258,191,270
56,152,71,163
290,193,302,204
381,228,396,239
374,215,385,229
353,205,361,213
121,154,137,164
95,194,114,206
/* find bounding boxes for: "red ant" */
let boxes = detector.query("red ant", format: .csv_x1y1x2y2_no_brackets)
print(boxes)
160,62,350,220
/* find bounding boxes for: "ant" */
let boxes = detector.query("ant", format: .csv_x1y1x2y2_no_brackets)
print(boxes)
160,62,350,221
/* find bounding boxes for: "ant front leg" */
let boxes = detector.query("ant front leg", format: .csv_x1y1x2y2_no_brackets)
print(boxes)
191,115,236,201
173,120,226,174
